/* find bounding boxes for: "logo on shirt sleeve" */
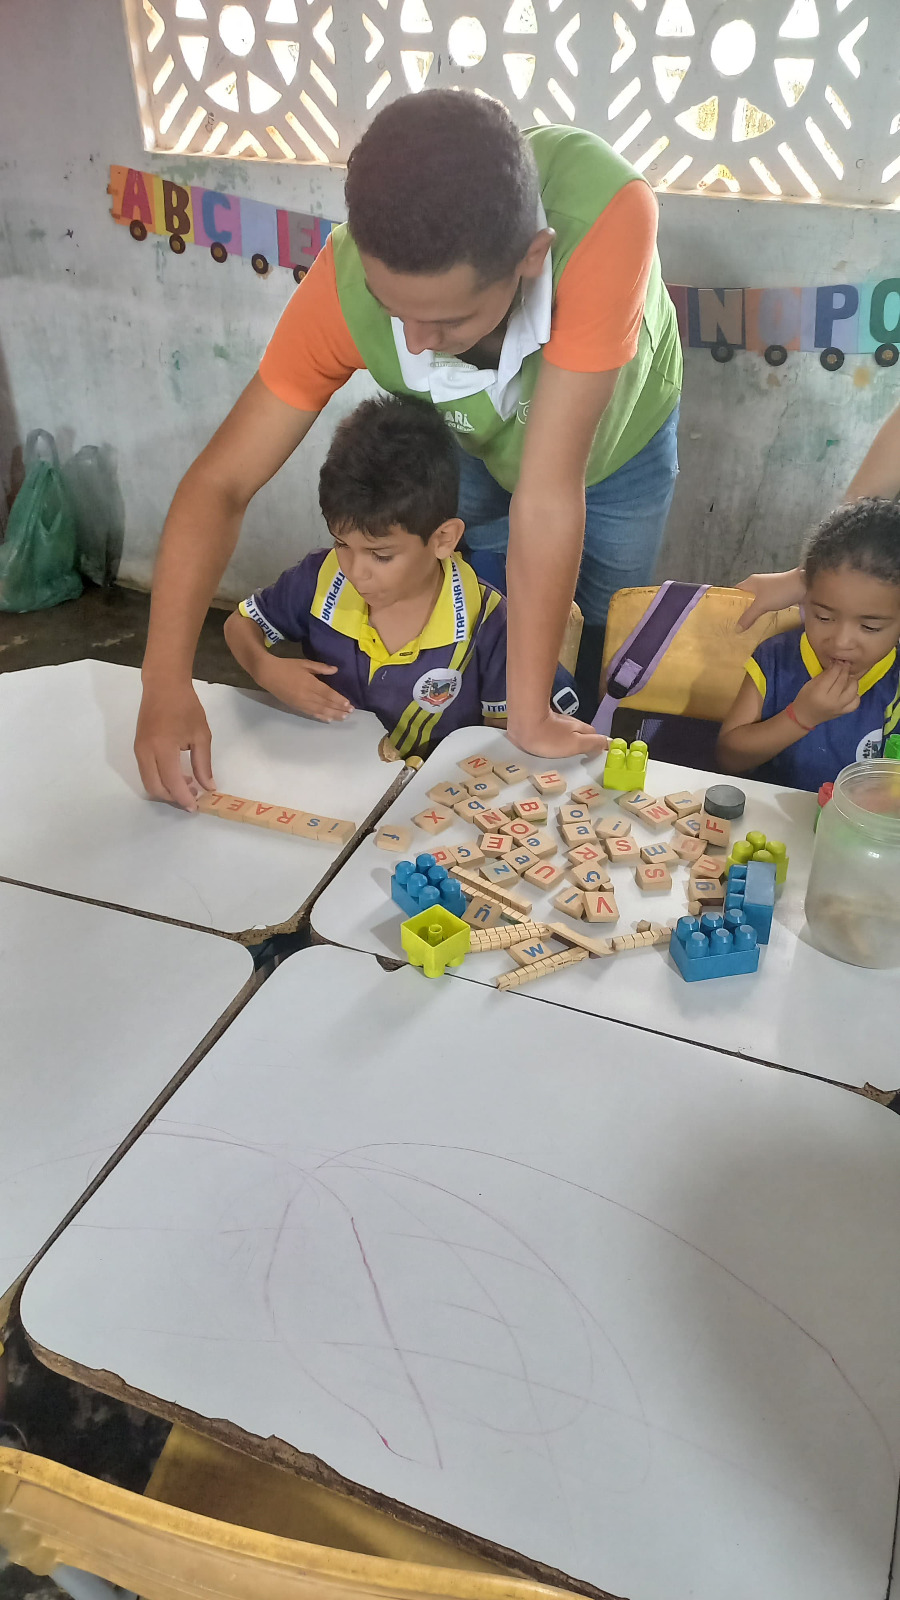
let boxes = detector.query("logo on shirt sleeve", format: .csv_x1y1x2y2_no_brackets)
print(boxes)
413,668,463,710
857,725,884,761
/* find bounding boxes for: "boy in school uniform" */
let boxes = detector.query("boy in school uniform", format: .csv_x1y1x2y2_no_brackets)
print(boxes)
717,498,900,792
225,395,579,760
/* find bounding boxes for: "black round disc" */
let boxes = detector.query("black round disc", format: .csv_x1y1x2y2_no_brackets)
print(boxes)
711,341,734,364
251,252,269,276
764,344,788,367
210,241,228,264
129,219,148,242
168,233,186,255
704,784,746,820
292,264,308,284
875,343,899,368
820,346,844,371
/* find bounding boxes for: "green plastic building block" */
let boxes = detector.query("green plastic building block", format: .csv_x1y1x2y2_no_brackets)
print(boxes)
725,831,789,884
400,903,471,978
885,734,900,760
602,738,649,791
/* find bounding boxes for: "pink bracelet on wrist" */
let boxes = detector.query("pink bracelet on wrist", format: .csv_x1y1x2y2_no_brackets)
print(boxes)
785,701,813,733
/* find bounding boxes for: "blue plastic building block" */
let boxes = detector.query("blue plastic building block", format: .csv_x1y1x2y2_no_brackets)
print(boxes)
725,861,775,944
391,854,467,920
669,912,759,982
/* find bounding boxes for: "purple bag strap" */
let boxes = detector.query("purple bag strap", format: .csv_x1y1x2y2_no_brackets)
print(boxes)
592,580,710,735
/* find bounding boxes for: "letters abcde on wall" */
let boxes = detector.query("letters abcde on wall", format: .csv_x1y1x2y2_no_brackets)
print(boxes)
108,165,900,368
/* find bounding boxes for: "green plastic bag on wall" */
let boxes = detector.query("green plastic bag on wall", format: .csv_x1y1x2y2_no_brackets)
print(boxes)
0,430,82,612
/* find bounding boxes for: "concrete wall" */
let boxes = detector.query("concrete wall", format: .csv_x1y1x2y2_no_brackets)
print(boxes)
1,0,899,604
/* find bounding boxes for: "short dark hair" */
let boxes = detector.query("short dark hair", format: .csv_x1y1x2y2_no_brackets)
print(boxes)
345,90,539,282
804,498,900,589
318,395,459,543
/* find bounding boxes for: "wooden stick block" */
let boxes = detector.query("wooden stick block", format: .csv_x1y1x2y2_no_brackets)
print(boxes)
523,859,566,890
492,759,528,785
469,920,550,952
463,895,503,930
451,865,533,917
664,789,703,819
595,815,632,840
428,781,467,808
506,847,540,876
375,823,414,853
700,811,731,849
458,754,494,779
520,829,557,859
240,800,279,827
584,890,619,924
552,886,585,920
617,789,656,817
466,776,501,800
509,936,556,966
472,808,510,834
482,833,514,858
570,782,604,811
674,815,703,838
638,801,677,832
561,821,597,847
453,841,485,868
635,861,673,892
687,899,702,917
413,804,454,835
530,769,567,796
546,922,615,956
673,834,705,862
567,840,607,867
604,834,641,864
557,803,592,826
611,934,637,952
454,797,489,822
639,841,679,868
513,797,549,824
496,946,588,990
571,862,613,892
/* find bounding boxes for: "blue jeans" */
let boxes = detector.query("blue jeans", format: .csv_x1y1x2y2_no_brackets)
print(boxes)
458,404,680,627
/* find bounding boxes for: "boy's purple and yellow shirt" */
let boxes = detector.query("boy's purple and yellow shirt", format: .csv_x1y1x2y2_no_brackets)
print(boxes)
747,628,897,792
241,549,516,757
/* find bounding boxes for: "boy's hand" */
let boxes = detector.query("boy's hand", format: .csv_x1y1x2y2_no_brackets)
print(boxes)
135,682,215,811
794,663,860,729
260,657,354,722
508,710,608,760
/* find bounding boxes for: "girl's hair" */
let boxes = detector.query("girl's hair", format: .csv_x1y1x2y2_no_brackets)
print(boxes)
804,497,900,587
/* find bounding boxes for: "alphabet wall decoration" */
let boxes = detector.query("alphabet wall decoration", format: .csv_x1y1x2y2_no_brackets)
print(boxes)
109,166,900,370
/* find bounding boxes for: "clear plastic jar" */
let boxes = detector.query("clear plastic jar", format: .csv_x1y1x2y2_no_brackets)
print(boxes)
804,760,900,968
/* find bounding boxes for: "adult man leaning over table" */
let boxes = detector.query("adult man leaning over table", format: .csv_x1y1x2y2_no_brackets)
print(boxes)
135,89,683,809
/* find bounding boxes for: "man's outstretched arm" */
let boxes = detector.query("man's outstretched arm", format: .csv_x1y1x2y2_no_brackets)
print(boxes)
135,376,318,809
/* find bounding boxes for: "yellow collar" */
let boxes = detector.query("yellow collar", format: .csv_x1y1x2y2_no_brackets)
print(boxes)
311,550,482,673
800,631,897,696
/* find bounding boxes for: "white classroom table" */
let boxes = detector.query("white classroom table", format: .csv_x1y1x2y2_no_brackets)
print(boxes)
21,946,900,1600
313,725,897,1090
0,660,401,938
0,881,252,1301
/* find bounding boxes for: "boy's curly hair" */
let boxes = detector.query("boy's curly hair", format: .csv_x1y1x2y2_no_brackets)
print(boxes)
319,395,459,543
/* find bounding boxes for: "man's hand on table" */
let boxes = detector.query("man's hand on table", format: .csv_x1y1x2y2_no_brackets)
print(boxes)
135,681,215,811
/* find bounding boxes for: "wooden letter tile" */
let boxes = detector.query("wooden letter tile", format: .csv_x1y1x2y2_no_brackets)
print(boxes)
691,876,726,904
521,829,557,859
673,834,705,862
692,853,726,880
501,817,537,839
603,834,641,864
492,759,528,785
567,841,606,867
513,797,548,824
561,821,596,847
584,890,619,924
482,859,520,888
638,802,677,832
196,790,232,814
509,937,554,967
413,804,454,835
639,841,679,868
429,845,458,869
617,790,656,817
241,800,277,827
466,776,501,800
664,789,702,819
570,782,604,810
595,815,632,840
453,841,485,868
523,859,565,890
463,895,502,929
700,811,731,848
482,833,513,858
552,886,585,920
635,861,673,892
558,803,592,825
507,848,539,876
221,795,253,820
674,815,702,838
531,769,567,795
268,807,300,833
428,781,466,807
472,808,510,833
458,754,494,779
375,823,414,853
454,797,488,822
571,863,613,892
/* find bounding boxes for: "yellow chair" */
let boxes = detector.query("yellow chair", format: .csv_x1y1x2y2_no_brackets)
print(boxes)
601,586,802,723
0,1444,580,1600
